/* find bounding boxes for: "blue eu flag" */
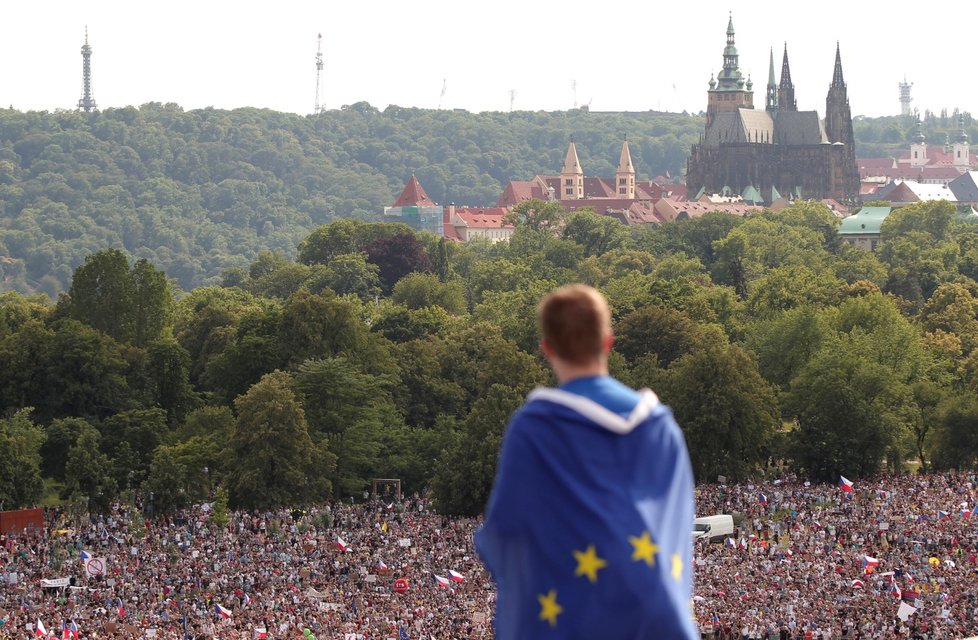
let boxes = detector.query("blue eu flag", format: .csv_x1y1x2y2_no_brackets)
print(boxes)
476,388,698,639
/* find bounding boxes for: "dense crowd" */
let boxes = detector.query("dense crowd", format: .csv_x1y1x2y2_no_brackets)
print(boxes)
3,473,978,639
0,498,491,640
694,473,978,639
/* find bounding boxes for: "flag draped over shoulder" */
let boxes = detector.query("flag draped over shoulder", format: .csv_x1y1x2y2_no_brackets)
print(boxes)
475,388,698,639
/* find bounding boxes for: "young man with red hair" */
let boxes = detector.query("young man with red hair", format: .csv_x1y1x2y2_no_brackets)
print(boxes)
477,284,697,639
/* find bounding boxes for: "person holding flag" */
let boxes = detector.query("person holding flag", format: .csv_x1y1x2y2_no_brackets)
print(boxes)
476,285,697,639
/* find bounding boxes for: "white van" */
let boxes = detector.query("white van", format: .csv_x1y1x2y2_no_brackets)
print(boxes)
693,515,734,542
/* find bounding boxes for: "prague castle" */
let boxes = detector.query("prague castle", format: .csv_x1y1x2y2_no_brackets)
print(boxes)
686,17,860,205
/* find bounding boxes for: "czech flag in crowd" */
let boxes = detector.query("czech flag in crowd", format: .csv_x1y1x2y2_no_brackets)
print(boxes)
79,550,91,561
253,628,268,639
214,604,232,619
35,620,46,637
433,574,451,587
448,570,464,583
851,579,864,588
863,555,879,574
335,537,350,552
69,622,78,640
938,510,950,521
758,493,768,506
838,476,854,493
890,582,902,599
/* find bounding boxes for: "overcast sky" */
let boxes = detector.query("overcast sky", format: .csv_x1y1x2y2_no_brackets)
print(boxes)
1,0,971,119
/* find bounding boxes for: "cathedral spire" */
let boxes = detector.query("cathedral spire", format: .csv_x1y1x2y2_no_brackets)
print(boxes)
778,44,797,112
830,41,845,89
765,48,778,112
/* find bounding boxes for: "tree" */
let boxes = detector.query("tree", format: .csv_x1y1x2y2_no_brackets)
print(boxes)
141,447,189,514
40,417,99,482
0,409,45,509
561,210,631,257
432,384,525,516
62,249,135,343
615,306,715,367
100,408,169,488
932,395,978,470
391,273,467,314
363,231,432,293
63,430,117,512
130,258,173,347
785,343,913,480
145,338,199,425
313,253,381,300
504,198,566,232
227,371,333,509
659,343,779,481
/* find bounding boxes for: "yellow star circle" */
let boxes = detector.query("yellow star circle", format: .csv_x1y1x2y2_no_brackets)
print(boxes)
629,530,660,567
573,544,607,583
671,553,683,580
538,589,563,627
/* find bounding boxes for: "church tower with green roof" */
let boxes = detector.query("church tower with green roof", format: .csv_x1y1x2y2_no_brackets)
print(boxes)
705,15,754,129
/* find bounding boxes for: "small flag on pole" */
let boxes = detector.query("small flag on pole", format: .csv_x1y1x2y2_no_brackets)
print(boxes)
448,570,464,583
214,604,232,619
838,476,854,493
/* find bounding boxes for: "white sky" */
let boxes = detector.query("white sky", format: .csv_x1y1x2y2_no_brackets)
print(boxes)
1,0,971,119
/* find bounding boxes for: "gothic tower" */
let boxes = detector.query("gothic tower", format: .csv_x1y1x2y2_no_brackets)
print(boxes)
778,45,797,112
705,14,754,128
616,137,635,199
77,27,97,112
824,43,860,203
765,49,778,113
560,139,584,200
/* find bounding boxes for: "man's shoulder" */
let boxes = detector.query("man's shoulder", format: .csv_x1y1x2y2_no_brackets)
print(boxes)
514,386,674,437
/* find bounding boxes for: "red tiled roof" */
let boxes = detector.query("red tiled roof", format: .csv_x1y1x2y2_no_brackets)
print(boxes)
393,175,436,207
455,207,513,229
442,209,461,241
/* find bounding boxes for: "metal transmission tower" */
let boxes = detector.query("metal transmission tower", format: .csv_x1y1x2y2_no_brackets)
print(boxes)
77,27,97,112
899,76,913,116
314,34,324,114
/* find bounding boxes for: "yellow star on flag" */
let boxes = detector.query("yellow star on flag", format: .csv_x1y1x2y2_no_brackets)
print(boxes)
671,553,683,580
573,544,607,583
537,589,563,627
629,530,659,567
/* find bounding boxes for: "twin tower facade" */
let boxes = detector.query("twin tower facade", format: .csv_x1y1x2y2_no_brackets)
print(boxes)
686,16,860,204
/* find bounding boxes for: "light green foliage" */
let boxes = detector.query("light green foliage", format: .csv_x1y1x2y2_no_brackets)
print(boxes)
561,210,631,257
659,343,779,481
391,273,467,314
227,371,333,509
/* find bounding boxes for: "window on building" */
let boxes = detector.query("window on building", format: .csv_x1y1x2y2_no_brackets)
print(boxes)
565,188,574,196
565,178,573,185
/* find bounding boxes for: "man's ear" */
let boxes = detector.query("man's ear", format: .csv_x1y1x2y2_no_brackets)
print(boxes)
604,333,614,353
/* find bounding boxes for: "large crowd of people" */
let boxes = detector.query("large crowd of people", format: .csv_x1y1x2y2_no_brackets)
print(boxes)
3,473,978,639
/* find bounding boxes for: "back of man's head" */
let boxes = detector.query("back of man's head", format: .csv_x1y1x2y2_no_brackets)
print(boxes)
537,284,611,366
